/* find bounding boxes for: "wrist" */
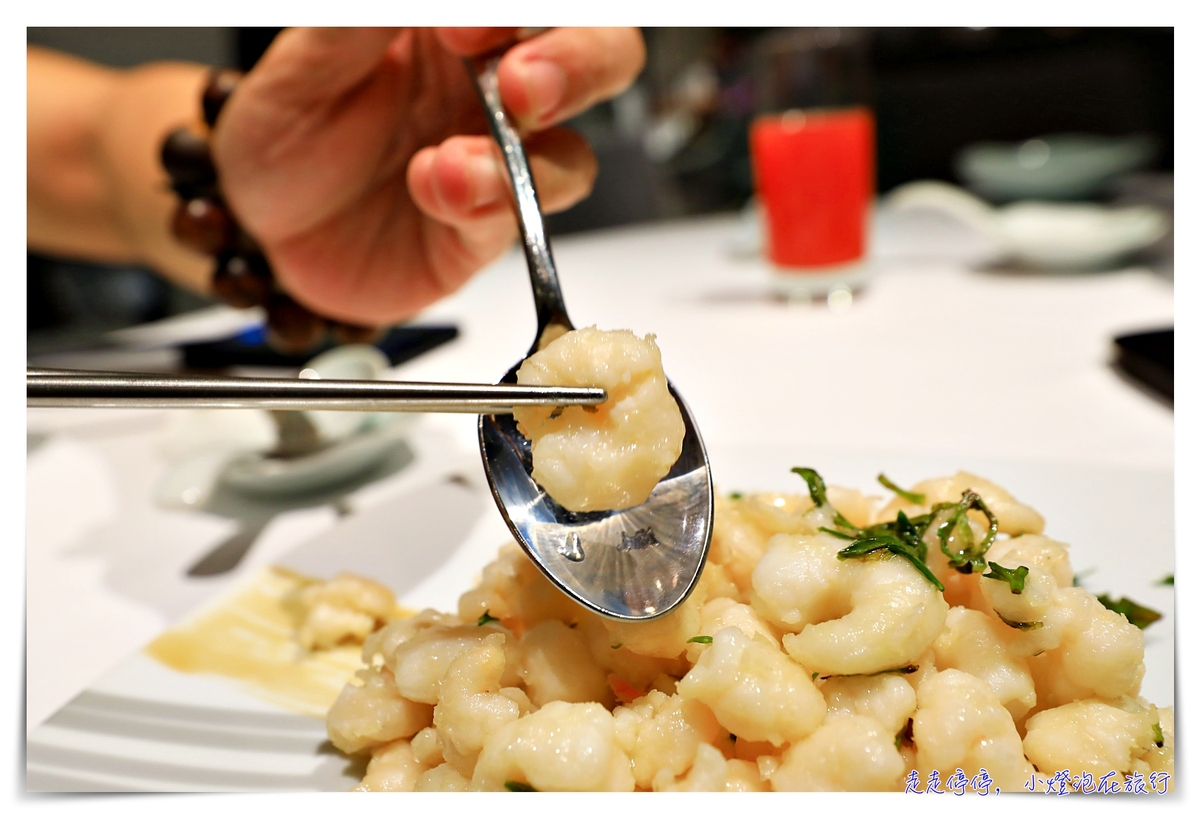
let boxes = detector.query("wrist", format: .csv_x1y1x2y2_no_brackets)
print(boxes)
100,62,213,289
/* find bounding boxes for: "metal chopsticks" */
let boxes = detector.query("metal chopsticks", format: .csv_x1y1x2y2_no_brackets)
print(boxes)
26,368,606,415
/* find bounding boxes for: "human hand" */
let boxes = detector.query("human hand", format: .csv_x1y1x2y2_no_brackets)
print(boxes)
212,27,645,326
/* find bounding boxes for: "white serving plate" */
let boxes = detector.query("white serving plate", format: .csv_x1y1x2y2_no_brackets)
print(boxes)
26,445,1174,791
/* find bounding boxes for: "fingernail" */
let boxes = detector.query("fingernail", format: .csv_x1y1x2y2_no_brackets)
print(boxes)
469,154,501,209
515,58,567,122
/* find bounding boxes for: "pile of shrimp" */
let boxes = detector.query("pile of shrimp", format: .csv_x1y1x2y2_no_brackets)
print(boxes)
314,471,1173,792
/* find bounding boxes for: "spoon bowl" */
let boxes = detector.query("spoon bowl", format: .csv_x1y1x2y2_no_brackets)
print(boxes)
468,52,713,621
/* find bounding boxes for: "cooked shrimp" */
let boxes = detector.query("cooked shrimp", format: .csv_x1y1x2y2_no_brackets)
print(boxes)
511,327,685,512
676,626,825,747
752,532,947,675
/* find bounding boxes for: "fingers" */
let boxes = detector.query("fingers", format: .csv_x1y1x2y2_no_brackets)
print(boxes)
407,129,597,230
495,28,646,130
433,27,520,56
246,27,402,105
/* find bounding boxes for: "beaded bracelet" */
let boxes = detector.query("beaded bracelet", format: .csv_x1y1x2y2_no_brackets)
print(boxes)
159,69,382,354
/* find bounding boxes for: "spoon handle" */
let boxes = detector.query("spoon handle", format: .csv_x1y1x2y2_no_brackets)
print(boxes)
465,54,572,336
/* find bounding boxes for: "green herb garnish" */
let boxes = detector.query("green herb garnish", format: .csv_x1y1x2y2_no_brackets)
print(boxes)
997,612,1044,631
1153,722,1164,747
792,467,856,531
838,535,944,592
504,781,537,792
798,471,1003,594
687,635,713,644
477,611,499,626
878,473,925,504
792,466,829,506
931,491,998,574
1097,594,1163,629
983,562,1029,594
828,505,943,591
891,510,929,562
820,665,918,681
729,491,743,500
812,672,819,681
1159,574,1174,586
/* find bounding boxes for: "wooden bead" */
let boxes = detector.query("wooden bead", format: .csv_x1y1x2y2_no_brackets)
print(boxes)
330,321,385,345
161,128,216,192
212,253,272,308
202,69,243,128
230,225,261,255
266,295,328,354
171,197,233,255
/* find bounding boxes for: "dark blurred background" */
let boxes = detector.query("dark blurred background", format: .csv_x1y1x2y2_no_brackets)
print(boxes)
27,27,1173,350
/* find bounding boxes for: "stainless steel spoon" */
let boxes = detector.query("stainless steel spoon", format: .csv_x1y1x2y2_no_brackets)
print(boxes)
467,52,713,621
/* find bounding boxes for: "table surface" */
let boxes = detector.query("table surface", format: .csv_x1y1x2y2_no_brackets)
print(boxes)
25,209,1175,733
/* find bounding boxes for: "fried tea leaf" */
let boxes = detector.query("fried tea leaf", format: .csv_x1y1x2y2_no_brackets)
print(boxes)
820,665,917,681
983,562,1029,594
1097,594,1163,629
838,535,944,592
933,491,998,574
829,478,946,593
791,466,829,507
1153,722,1164,747
687,635,713,644
1159,574,1174,586
893,511,928,562
997,612,1044,631
477,611,499,626
878,473,926,504
791,466,856,531
505,781,537,792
